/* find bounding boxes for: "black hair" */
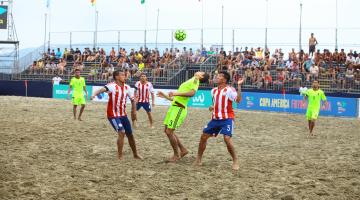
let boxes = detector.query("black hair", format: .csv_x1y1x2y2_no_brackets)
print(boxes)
112,69,124,80
74,69,81,72
199,73,210,84
218,71,231,83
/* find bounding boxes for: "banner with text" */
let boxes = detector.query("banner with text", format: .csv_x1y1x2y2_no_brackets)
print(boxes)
53,84,92,99
237,92,358,117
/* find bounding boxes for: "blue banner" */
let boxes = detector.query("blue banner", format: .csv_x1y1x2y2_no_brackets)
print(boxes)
53,84,92,99
238,92,358,117
188,90,212,108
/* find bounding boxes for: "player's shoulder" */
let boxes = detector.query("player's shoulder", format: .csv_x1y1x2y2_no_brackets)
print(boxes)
105,82,116,89
124,84,131,90
106,81,116,86
227,86,237,92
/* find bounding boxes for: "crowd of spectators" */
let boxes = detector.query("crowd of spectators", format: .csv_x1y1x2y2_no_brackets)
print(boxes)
28,45,360,90
28,46,208,81
210,47,360,90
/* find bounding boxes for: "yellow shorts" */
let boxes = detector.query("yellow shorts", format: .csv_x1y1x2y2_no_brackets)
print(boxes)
306,109,319,120
72,96,86,105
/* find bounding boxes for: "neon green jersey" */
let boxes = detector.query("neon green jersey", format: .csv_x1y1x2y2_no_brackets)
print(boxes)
305,88,326,111
70,77,86,98
172,77,199,107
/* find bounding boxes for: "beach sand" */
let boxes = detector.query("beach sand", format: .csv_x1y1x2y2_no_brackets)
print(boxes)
0,96,359,200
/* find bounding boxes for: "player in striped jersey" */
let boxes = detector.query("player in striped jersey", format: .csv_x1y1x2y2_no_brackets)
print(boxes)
91,70,142,160
194,71,243,170
133,73,155,128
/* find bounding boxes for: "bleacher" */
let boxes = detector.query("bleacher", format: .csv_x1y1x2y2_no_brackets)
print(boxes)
13,49,360,94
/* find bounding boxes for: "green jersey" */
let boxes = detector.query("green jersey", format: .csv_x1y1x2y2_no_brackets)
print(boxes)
305,88,326,111
70,77,86,98
172,77,199,107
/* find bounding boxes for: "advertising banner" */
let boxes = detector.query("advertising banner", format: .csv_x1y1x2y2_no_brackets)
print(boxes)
188,90,212,108
238,92,358,117
53,84,92,100
358,98,360,118
0,6,8,29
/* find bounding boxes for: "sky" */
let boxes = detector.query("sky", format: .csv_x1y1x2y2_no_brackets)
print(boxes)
1,0,360,52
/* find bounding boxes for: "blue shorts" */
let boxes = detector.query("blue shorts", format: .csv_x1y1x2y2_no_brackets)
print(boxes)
203,119,234,137
108,117,132,135
136,102,151,112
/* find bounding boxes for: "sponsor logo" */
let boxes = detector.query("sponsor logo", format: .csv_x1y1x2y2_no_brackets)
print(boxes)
336,101,347,113
192,93,205,103
245,96,254,108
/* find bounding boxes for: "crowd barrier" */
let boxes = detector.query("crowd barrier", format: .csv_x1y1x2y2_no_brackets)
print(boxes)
51,83,359,118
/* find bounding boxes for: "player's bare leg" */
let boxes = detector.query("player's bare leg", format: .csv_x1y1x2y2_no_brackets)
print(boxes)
164,127,180,162
224,135,239,170
194,133,211,167
73,105,77,120
146,112,154,128
78,105,85,121
132,119,137,128
127,134,142,160
117,132,125,160
174,134,188,158
309,120,316,136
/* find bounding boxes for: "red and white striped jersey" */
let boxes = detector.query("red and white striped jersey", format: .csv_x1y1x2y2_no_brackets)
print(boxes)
135,81,154,103
105,82,134,118
211,86,238,120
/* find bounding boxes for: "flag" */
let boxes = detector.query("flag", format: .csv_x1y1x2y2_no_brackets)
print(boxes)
141,0,145,4
46,0,51,8
24,80,28,88
91,0,96,6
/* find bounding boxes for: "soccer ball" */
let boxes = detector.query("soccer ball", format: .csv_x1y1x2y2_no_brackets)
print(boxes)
175,30,186,41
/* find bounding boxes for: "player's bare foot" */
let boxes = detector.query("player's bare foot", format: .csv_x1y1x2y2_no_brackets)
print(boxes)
232,161,240,170
132,123,138,128
168,155,180,163
117,154,123,160
150,125,155,129
180,150,189,158
193,159,202,167
134,154,143,160
78,118,83,121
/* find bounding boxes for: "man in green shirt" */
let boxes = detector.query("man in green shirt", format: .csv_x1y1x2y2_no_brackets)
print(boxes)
303,81,328,137
68,69,88,121
157,72,209,162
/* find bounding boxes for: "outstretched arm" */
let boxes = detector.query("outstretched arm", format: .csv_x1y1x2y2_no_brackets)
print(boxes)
157,91,174,101
235,78,244,103
169,89,196,98
91,87,107,100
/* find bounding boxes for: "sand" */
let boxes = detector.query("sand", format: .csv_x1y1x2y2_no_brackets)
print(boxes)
0,96,359,200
